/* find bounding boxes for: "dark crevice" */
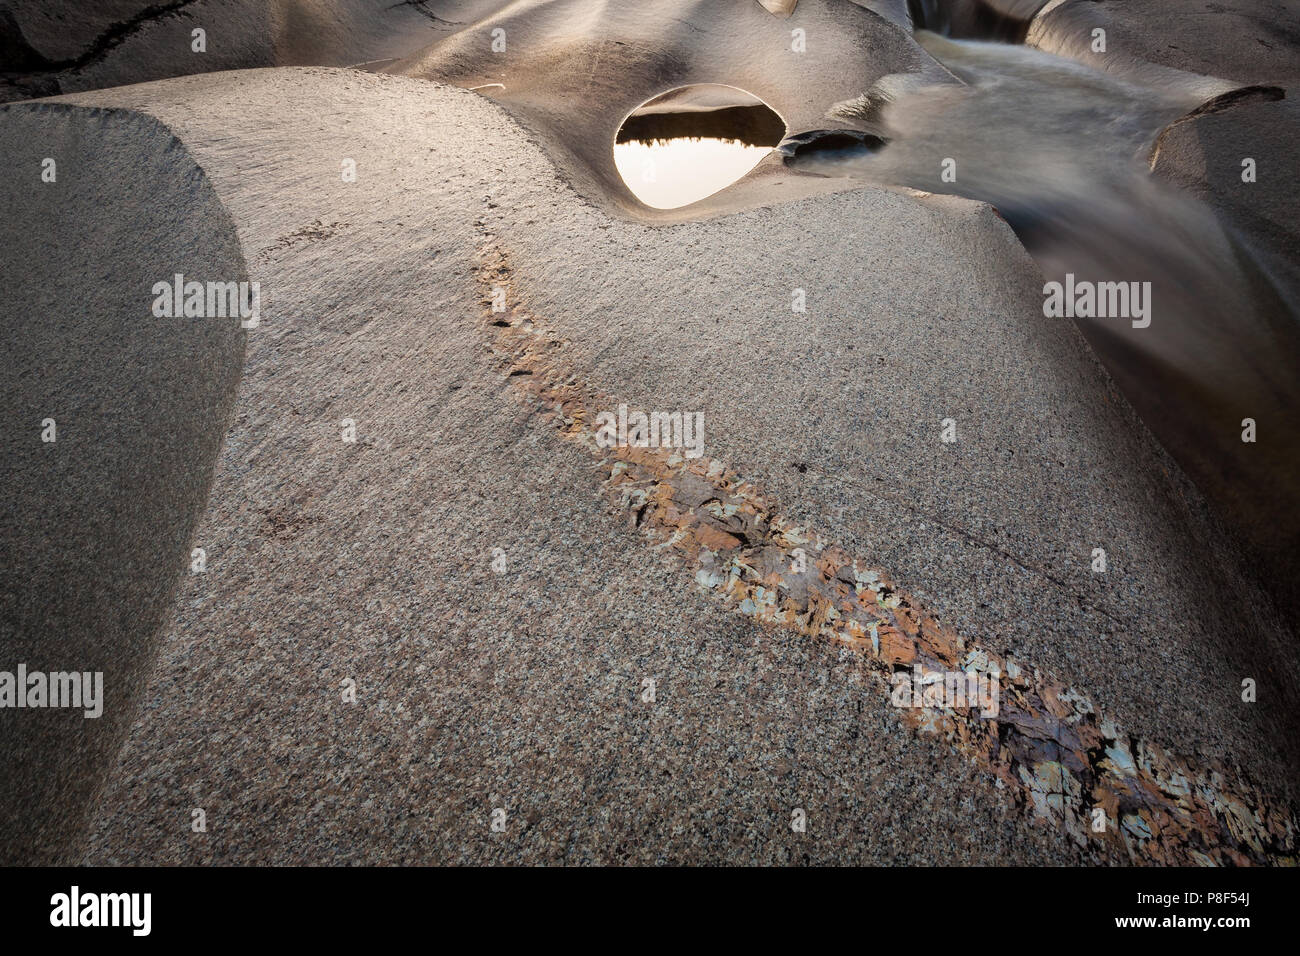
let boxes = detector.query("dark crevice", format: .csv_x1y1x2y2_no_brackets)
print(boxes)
385,1,463,27
907,0,1050,42
2,1,202,75
776,128,888,162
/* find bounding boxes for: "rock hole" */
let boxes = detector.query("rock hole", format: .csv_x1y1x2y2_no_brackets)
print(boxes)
613,84,785,209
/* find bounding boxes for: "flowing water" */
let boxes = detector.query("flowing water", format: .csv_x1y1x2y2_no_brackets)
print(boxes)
795,31,1300,613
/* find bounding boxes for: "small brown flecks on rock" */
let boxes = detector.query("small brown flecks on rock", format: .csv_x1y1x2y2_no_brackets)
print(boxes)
472,238,1299,867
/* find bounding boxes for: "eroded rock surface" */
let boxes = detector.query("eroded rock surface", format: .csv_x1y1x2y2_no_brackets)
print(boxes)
1,1,1297,865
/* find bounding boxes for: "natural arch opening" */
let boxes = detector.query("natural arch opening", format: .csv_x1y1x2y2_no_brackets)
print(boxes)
614,84,785,209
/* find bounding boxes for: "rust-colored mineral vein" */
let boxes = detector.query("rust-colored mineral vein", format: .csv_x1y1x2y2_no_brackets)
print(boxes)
475,241,1296,866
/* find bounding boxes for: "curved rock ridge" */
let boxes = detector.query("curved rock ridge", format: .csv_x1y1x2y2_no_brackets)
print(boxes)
0,100,248,865
0,67,1284,864
1027,0,1300,92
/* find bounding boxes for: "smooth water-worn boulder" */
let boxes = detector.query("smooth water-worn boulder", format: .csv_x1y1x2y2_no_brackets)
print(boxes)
0,65,1287,864
1030,0,1300,88
0,102,246,864
2,1,1298,866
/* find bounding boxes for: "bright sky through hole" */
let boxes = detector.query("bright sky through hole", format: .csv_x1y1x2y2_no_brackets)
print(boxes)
614,138,773,209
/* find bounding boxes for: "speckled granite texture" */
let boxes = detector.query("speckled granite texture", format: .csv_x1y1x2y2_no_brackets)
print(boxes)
2,0,1298,867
